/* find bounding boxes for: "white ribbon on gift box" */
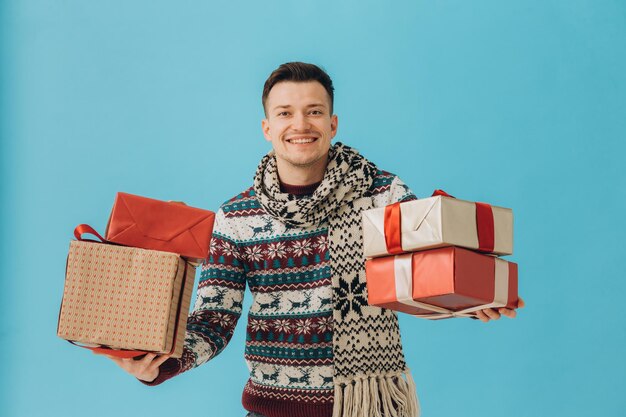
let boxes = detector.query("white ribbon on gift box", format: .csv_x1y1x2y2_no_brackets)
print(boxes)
393,253,510,320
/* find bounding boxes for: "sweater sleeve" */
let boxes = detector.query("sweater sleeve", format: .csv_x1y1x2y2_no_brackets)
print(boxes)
388,175,417,204
142,208,246,386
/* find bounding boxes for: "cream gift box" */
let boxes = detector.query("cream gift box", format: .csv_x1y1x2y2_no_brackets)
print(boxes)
363,191,513,258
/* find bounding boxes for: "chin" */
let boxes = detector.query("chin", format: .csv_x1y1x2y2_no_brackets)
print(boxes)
288,159,319,168
282,154,323,168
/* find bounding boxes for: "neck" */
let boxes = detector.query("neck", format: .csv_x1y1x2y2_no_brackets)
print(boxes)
276,154,328,186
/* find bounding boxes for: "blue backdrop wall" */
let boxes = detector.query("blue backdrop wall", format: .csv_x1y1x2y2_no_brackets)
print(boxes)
1,1,625,416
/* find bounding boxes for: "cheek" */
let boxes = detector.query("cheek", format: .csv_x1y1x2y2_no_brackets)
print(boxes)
320,123,335,137
271,122,288,137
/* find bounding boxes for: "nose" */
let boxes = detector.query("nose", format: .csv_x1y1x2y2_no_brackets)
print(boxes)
292,112,311,131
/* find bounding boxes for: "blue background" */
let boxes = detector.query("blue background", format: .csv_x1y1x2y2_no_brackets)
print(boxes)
1,1,625,416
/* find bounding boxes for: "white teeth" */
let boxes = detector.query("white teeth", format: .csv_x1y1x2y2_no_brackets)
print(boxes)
288,138,315,144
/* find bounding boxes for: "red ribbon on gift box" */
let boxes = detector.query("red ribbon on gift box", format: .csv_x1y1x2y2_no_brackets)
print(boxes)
475,202,495,252
383,202,404,255
383,189,496,254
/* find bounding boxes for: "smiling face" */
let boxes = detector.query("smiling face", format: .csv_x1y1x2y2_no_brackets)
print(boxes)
262,81,338,184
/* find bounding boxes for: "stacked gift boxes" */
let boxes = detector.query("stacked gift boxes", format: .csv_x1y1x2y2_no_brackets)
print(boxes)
57,192,215,357
362,190,518,320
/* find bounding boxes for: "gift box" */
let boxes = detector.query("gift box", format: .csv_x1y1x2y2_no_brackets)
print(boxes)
363,192,513,258
365,246,518,319
57,239,195,357
105,192,215,263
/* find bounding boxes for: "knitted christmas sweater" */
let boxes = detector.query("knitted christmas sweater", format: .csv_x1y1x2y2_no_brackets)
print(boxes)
145,170,415,417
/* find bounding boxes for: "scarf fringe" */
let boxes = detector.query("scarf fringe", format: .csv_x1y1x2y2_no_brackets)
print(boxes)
333,369,420,417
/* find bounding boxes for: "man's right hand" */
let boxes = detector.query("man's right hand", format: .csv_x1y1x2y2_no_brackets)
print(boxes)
97,352,171,382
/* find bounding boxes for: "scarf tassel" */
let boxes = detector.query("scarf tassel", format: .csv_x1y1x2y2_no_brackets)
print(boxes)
333,370,420,417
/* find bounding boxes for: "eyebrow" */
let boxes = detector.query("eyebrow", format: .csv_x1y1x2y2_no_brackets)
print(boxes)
272,103,327,111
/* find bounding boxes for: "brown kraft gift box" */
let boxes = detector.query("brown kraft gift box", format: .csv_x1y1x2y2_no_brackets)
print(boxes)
57,240,194,358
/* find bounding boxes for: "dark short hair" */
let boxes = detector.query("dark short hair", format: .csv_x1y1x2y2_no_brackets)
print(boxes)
262,62,335,116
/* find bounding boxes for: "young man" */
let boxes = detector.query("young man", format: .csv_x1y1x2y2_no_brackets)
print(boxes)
105,62,522,417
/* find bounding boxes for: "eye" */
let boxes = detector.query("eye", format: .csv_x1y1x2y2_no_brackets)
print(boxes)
309,110,323,115
277,111,290,117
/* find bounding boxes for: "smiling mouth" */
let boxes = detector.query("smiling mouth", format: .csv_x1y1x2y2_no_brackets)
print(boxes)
286,137,318,144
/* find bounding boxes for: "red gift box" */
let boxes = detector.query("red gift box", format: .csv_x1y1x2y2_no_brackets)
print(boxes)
365,246,518,320
105,192,215,263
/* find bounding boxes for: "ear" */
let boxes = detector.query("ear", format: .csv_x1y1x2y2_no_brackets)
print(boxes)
330,114,338,139
262,118,272,142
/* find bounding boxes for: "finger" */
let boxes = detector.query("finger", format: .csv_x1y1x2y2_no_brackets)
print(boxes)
108,356,125,367
517,297,525,308
154,354,172,366
475,309,490,322
149,355,172,372
483,308,501,320
145,353,158,360
499,308,517,318
138,353,158,364
117,354,153,372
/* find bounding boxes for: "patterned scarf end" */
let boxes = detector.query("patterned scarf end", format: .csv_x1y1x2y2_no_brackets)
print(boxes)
332,369,420,417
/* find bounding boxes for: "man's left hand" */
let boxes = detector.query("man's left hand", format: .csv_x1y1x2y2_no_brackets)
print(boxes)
474,297,525,322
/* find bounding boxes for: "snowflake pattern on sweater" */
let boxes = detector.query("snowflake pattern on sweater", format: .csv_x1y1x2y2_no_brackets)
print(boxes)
145,170,415,417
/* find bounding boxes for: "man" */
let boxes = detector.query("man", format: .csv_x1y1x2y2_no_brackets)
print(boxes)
104,62,523,417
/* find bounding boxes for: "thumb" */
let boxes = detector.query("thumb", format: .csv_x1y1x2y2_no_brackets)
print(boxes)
168,200,187,206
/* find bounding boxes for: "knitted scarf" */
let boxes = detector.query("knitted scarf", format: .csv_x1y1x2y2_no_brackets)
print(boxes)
253,142,419,417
